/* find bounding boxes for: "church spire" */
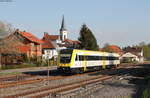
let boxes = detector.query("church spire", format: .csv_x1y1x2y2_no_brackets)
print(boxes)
60,15,67,31
59,15,68,41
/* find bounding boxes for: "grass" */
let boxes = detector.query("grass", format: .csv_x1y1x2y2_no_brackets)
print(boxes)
0,62,48,70
0,60,56,70
0,71,21,76
142,76,150,98
1,63,36,70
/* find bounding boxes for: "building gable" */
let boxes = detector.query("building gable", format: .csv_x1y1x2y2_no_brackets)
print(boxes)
121,52,138,58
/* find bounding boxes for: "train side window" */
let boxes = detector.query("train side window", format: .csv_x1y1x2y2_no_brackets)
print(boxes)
108,56,114,60
99,56,102,60
95,56,99,60
107,56,119,60
109,57,113,60
86,56,89,60
86,56,91,60
86,56,99,61
115,57,119,60
79,55,84,61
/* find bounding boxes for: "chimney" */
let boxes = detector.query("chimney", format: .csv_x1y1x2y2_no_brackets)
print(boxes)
15,29,20,33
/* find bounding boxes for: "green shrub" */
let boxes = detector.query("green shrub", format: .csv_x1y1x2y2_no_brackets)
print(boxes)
0,56,57,70
23,54,30,63
142,86,150,98
142,77,150,98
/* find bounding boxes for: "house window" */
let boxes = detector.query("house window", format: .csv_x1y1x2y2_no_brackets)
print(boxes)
47,50,50,54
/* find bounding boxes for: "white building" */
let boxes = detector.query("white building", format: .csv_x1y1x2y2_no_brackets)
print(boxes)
120,47,144,63
42,16,69,60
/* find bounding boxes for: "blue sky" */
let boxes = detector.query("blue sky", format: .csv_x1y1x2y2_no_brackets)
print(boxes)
0,0,150,47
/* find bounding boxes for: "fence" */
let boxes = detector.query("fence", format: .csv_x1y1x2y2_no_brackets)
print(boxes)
0,53,23,66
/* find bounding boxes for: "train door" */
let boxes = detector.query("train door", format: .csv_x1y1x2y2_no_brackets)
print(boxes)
83,55,87,71
76,54,84,73
102,53,106,69
76,54,81,68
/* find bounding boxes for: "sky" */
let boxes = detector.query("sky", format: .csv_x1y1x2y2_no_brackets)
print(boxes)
0,0,150,47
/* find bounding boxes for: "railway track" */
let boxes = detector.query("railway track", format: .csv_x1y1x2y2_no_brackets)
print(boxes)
0,63,141,98
2,63,141,98
4,75,112,98
29,75,112,98
0,63,138,89
0,69,105,89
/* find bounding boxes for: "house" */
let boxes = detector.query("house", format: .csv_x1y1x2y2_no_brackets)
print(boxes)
121,47,144,63
42,32,59,59
14,29,42,58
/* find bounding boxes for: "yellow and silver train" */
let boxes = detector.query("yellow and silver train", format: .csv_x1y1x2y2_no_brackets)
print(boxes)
57,49,120,73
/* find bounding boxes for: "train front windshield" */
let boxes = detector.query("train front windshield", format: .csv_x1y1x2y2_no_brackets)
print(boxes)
60,49,73,63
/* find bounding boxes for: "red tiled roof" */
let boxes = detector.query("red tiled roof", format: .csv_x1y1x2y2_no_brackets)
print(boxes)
47,35,59,40
109,45,122,52
101,45,123,55
17,31,42,44
42,40,55,49
99,48,103,51
63,39,80,45
43,33,59,41
42,33,58,49
123,47,142,53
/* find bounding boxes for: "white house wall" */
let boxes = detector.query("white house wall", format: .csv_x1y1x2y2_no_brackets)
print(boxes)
43,49,58,59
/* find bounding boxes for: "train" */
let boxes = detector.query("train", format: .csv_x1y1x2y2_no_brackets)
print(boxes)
57,49,120,73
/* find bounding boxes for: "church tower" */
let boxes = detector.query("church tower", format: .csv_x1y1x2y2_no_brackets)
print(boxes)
60,16,68,41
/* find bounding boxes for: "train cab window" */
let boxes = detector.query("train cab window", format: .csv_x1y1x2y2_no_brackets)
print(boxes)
60,54,72,63
60,49,73,63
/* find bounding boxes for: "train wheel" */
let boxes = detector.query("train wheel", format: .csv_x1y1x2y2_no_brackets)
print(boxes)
57,68,63,73
114,64,118,68
76,69,80,74
95,66,101,71
76,69,83,74
79,68,84,74
106,65,111,69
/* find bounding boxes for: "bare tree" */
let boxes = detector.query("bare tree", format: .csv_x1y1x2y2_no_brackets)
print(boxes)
0,21,23,54
102,43,110,52
139,41,146,47
0,21,14,39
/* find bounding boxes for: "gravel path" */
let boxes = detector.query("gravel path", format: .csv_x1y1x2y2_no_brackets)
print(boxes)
79,64,150,98
56,64,150,98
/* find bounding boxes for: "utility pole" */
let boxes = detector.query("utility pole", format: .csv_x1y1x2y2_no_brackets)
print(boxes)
0,53,2,69
47,59,50,85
